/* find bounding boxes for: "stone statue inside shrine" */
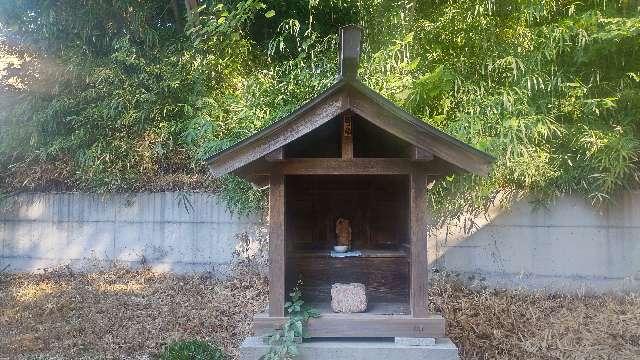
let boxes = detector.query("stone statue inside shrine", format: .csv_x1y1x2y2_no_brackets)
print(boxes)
335,218,352,252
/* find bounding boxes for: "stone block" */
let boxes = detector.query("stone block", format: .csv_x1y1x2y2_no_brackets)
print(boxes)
331,283,367,313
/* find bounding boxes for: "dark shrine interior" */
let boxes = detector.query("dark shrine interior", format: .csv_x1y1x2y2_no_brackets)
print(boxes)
285,114,411,158
284,113,412,314
286,175,409,252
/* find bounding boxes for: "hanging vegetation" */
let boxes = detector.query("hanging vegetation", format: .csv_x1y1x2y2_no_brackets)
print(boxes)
0,0,638,217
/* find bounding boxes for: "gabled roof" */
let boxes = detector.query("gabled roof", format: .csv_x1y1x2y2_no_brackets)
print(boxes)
206,77,494,177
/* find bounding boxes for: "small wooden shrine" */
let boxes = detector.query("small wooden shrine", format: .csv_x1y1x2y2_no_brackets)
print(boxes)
207,26,493,339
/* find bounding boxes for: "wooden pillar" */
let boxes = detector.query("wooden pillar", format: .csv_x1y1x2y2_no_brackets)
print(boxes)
410,167,428,318
268,167,285,317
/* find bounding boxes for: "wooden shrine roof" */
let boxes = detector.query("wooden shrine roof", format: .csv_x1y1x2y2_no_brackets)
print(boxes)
206,77,494,177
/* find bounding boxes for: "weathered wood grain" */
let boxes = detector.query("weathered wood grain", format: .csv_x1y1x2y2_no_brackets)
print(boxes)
207,79,493,178
253,313,446,338
265,147,284,161
290,255,409,303
410,167,428,318
410,145,434,161
208,88,348,177
280,158,412,175
268,168,285,317
349,87,491,175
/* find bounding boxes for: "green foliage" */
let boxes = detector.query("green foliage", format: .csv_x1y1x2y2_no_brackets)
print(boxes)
218,176,267,216
0,0,274,192
261,282,319,360
355,0,640,219
158,340,226,360
1,0,639,217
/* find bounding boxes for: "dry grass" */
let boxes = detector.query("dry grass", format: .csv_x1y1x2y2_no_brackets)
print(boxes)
1,267,639,360
430,275,640,360
0,265,268,359
0,157,219,193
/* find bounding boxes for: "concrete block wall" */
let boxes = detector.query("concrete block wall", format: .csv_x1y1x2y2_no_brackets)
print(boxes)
1,191,639,292
0,192,261,274
429,192,640,292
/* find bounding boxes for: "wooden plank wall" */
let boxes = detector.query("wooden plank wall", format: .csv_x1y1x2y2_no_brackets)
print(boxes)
288,256,409,304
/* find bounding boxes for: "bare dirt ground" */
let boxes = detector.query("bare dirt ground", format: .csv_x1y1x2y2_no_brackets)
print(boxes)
1,266,639,360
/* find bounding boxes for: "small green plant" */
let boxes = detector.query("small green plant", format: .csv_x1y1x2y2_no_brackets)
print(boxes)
159,339,226,360
260,282,320,360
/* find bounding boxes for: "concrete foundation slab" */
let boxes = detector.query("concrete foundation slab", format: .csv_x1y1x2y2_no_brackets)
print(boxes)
240,336,460,360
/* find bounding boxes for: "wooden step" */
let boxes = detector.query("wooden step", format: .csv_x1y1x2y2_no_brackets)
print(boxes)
253,312,446,338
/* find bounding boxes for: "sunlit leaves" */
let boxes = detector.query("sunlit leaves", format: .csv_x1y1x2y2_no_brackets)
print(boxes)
378,0,640,219
1,0,639,217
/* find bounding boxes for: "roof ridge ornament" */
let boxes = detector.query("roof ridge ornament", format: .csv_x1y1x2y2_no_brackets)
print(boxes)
339,25,362,79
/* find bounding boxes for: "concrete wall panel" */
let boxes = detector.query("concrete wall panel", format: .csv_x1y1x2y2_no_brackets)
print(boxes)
0,192,260,274
1,191,639,292
433,192,640,292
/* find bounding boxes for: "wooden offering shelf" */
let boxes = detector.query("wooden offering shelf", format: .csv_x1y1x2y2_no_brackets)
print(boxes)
308,301,409,315
291,249,408,259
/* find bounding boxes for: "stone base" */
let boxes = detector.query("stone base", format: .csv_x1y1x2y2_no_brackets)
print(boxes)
240,336,460,360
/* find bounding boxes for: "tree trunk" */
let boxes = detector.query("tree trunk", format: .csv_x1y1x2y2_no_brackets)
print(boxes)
170,0,184,33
